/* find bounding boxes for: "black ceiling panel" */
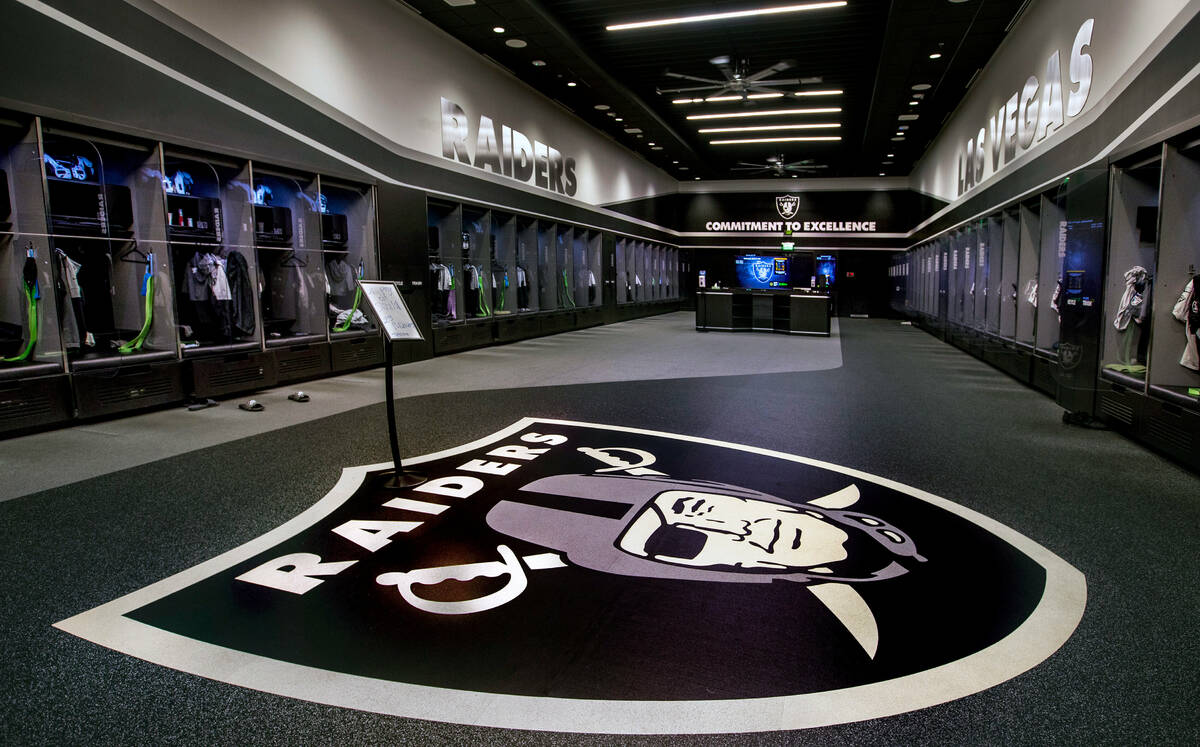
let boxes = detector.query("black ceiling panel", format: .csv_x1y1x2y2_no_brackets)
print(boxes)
399,0,1027,180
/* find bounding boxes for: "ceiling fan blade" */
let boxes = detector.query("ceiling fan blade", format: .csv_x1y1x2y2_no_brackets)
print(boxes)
657,84,724,95
746,79,802,90
730,166,770,172
664,72,726,84
799,76,824,85
744,59,795,82
784,160,818,167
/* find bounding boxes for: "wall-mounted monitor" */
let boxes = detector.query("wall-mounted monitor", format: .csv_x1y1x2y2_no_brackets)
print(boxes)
735,254,791,290
815,254,837,288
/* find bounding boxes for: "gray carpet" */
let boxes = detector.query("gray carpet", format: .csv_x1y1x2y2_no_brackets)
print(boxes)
0,319,1196,744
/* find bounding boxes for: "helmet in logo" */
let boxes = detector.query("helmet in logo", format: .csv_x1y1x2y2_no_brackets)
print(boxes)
487,474,924,585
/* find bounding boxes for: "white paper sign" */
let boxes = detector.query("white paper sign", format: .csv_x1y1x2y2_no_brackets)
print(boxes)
358,280,424,341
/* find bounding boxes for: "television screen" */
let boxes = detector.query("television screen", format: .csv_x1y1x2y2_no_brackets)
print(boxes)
735,255,791,289
815,254,837,288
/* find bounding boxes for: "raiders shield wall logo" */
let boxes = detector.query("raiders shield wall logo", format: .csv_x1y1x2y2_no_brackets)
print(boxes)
1059,342,1082,370
55,419,1086,734
776,194,800,220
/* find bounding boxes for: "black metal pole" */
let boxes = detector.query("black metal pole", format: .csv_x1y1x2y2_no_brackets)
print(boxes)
382,340,425,489
384,340,402,473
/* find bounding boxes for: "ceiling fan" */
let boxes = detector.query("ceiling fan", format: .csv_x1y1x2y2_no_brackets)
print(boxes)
658,56,823,100
730,155,829,176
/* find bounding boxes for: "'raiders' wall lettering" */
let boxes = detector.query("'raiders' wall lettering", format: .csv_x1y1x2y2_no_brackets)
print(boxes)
441,98,578,197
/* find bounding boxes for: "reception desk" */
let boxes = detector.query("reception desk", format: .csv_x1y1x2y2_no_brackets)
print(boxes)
695,290,830,336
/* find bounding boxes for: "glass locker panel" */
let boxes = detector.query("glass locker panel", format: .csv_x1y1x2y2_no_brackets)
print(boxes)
252,166,325,345
0,117,62,379
320,179,378,339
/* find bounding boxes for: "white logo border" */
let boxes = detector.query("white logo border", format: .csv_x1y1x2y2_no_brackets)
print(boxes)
54,417,1087,735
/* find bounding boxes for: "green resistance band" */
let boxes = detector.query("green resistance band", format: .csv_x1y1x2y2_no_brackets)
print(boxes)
333,260,365,332
560,270,576,308
476,266,492,317
118,253,154,354
3,254,39,362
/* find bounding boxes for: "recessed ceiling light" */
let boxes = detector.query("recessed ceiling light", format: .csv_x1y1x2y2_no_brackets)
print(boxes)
912,83,931,90
647,141,656,145
897,125,909,131
887,153,894,157
636,134,644,138
892,136,905,141
694,177,701,180
492,26,505,33
929,52,942,59
687,107,840,120
672,160,679,163
791,174,799,178
652,146,664,150
606,2,848,32
898,114,919,121
883,160,894,165
624,127,642,133
709,136,841,145
679,166,689,170
696,123,841,133
909,100,919,106
793,89,843,96
594,104,610,110
443,0,475,6
615,117,624,121
566,81,577,87
606,112,616,117
506,39,527,48
532,60,546,66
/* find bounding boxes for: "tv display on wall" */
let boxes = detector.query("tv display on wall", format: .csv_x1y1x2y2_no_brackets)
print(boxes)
735,255,791,289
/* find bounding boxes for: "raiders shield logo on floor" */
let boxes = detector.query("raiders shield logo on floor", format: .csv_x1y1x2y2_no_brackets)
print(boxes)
55,418,1086,734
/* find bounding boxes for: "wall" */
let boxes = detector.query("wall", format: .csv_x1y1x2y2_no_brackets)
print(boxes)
912,0,1197,204
136,0,676,208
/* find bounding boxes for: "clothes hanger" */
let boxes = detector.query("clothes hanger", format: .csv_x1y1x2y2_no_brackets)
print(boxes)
279,250,307,267
116,242,150,265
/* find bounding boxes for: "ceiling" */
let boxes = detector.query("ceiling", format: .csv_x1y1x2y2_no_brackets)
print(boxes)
398,0,1028,182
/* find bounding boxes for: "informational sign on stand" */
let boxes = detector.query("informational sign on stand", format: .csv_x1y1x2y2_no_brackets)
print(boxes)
355,279,426,488
698,270,707,289
358,280,424,342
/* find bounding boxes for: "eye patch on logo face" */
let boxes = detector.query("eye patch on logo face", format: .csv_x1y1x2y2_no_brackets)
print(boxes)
643,522,708,561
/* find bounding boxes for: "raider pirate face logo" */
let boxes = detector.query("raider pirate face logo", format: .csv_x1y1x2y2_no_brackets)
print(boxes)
776,194,800,220
56,419,1086,734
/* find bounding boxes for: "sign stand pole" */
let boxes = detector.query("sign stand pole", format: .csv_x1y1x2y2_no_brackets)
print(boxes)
357,279,427,490
382,341,425,488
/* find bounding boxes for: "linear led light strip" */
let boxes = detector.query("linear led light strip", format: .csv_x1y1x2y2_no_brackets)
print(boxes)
607,2,848,31
673,90,842,104
687,107,841,120
673,93,784,104
698,123,840,133
710,136,842,144
676,93,787,104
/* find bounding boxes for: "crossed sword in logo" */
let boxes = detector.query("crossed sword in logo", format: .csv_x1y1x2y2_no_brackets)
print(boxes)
377,447,881,659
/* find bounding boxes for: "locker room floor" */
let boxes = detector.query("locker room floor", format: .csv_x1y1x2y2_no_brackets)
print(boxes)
1,313,1196,744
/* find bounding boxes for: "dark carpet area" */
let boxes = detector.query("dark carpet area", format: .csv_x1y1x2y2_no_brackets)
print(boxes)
1,319,1197,744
